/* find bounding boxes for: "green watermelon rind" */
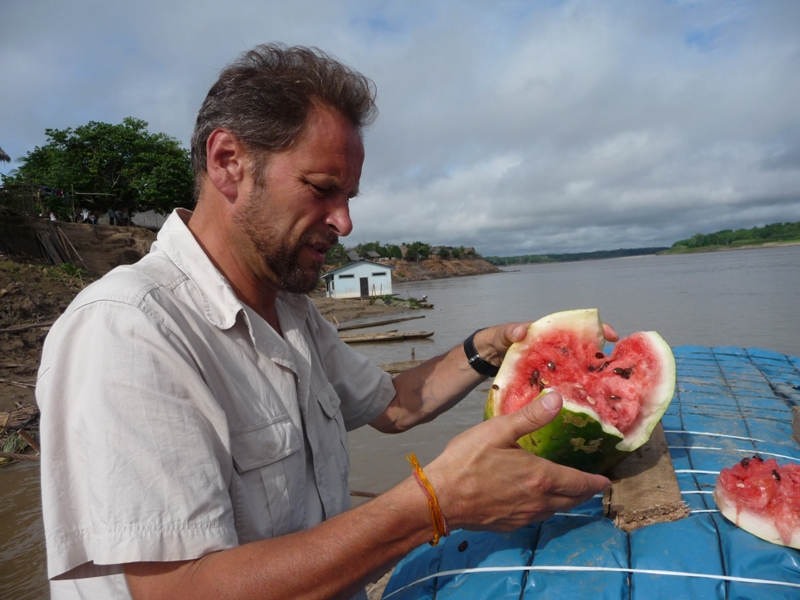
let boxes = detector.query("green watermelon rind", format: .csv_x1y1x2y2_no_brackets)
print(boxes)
486,389,627,474
485,308,676,474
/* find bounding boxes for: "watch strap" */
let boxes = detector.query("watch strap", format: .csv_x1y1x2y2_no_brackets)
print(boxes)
463,329,499,377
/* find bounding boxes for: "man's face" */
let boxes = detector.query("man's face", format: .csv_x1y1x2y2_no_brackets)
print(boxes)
233,103,364,294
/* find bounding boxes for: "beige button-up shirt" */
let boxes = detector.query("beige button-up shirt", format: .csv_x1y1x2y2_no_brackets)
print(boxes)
38,209,395,598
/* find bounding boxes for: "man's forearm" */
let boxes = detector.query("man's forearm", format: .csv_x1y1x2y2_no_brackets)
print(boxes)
374,342,483,433
373,328,502,433
125,477,433,600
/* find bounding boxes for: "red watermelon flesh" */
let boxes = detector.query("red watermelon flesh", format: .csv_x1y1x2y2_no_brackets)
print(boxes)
485,309,675,474
714,456,800,549
502,329,667,435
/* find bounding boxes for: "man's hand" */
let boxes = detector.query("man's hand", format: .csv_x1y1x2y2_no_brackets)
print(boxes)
374,320,619,433
471,321,620,370
423,391,611,532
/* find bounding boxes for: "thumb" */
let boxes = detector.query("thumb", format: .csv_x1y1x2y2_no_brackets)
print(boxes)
500,391,563,446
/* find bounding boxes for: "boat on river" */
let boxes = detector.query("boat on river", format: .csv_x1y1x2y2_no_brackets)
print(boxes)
382,345,800,600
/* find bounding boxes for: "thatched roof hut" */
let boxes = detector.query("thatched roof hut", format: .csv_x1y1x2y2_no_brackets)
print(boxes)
0,146,10,162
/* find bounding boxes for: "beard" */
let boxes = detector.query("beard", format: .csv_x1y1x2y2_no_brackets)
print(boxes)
234,185,338,295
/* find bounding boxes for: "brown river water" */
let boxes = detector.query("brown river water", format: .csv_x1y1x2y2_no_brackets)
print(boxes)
2,245,799,598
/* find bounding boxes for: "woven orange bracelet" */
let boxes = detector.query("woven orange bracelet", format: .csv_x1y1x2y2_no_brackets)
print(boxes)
407,453,449,546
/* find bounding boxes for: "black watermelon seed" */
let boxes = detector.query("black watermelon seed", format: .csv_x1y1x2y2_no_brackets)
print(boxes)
610,395,620,400
588,365,596,372
613,368,624,375
547,361,556,371
491,384,499,390
741,457,750,468
773,470,781,481
458,541,469,552
595,352,604,359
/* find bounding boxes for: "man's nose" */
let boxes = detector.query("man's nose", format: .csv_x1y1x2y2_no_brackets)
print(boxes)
326,196,353,237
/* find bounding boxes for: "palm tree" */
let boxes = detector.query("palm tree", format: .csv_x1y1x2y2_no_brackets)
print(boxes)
0,146,10,162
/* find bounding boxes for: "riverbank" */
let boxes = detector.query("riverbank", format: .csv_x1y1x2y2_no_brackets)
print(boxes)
1,209,501,282
658,239,800,254
383,256,501,280
0,211,493,426
0,261,407,416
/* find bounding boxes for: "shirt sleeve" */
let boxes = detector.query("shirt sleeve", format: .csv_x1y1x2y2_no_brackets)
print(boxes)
38,298,239,579
304,301,396,430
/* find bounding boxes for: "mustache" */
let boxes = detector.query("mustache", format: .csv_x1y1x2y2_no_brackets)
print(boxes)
301,229,339,248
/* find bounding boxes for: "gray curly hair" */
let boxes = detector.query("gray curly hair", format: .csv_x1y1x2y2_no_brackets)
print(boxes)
190,43,378,195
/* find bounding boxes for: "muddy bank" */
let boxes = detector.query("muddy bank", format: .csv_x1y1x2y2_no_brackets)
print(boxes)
0,263,408,417
382,257,501,281
0,210,486,418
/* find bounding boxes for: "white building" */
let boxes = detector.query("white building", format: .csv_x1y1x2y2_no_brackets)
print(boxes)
322,260,394,299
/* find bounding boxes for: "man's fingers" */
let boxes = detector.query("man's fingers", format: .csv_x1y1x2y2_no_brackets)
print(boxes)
504,322,529,345
501,391,563,444
602,322,619,342
543,461,611,498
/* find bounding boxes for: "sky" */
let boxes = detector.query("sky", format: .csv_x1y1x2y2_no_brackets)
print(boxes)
1,0,799,256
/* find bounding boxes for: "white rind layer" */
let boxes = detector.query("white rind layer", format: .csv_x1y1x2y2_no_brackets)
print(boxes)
616,330,676,452
714,485,800,549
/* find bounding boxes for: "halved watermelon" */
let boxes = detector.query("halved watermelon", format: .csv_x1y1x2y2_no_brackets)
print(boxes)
714,455,800,549
484,309,676,474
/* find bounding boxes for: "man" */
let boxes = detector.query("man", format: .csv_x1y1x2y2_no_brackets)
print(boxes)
38,44,612,599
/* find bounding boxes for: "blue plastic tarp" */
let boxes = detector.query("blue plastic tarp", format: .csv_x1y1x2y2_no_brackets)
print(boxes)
383,347,800,599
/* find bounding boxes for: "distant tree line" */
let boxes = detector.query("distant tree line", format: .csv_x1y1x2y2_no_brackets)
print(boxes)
484,247,668,266
325,240,477,265
669,221,800,251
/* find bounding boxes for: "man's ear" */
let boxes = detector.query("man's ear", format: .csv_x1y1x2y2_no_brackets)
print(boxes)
205,129,248,200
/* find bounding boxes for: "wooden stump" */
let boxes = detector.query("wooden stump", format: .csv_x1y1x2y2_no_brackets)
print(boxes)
603,422,689,532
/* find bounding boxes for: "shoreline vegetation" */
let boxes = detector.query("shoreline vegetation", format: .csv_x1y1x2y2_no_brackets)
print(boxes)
484,220,800,265
661,221,800,254
485,247,668,266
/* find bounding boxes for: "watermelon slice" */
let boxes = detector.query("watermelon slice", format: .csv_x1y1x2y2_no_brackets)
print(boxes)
714,455,800,549
484,308,676,474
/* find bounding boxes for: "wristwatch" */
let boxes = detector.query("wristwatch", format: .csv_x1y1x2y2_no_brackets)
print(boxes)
463,329,499,377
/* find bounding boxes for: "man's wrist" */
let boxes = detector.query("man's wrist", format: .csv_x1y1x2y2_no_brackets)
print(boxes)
463,329,500,377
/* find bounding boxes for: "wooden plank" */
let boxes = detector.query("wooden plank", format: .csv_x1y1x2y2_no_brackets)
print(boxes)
339,331,433,344
0,321,55,334
602,422,689,532
793,406,800,446
378,359,425,374
337,314,425,332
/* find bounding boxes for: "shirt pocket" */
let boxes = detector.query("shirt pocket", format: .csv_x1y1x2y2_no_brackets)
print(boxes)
314,383,350,486
229,416,303,540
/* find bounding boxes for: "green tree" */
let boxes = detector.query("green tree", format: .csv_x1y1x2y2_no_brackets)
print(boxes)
325,243,346,264
2,118,193,218
384,244,402,259
404,241,431,262
355,241,386,257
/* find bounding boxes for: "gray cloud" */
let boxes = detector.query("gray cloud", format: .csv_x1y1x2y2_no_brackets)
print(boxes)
2,0,799,255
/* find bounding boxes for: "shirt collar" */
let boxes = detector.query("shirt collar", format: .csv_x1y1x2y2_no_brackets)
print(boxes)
154,208,244,330
153,209,312,332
